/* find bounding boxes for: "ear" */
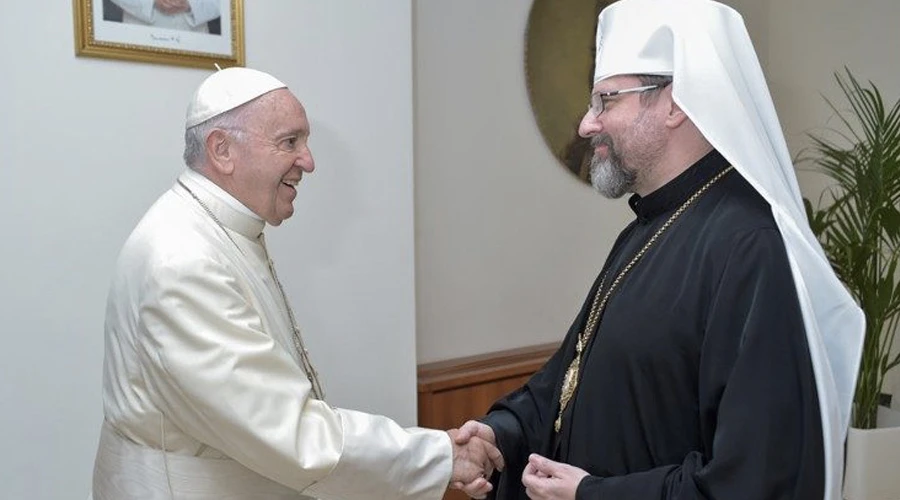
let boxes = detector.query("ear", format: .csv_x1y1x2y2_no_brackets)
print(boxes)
663,89,689,129
205,129,236,175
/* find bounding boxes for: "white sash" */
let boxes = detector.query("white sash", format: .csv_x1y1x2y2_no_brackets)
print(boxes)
92,421,311,500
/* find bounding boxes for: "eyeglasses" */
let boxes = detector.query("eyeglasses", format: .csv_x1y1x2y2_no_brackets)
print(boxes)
587,85,662,118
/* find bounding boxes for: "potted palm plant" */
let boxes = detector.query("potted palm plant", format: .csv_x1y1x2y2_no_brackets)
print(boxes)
800,68,900,500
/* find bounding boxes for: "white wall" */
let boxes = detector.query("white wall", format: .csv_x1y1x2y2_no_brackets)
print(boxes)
762,0,900,196
413,0,632,363
0,1,416,498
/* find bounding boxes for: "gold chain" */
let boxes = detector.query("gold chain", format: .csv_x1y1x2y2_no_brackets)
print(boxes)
259,235,326,400
554,166,733,432
178,180,325,399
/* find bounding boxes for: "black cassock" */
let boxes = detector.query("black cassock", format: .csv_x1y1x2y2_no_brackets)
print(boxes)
483,151,823,499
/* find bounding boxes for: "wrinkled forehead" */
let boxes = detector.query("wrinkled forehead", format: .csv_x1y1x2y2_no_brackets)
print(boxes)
258,89,309,132
253,88,303,113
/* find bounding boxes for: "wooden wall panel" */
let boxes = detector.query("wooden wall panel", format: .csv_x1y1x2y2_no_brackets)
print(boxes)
417,343,558,500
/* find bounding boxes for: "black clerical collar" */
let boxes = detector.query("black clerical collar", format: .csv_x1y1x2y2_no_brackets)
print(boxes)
627,150,730,222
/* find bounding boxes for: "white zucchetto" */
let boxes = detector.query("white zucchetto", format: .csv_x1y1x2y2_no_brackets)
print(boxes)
591,1,864,499
185,67,287,128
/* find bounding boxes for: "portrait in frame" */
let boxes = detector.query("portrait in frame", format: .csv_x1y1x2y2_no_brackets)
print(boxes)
73,0,244,69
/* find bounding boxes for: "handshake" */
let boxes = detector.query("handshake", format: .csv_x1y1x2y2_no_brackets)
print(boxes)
446,420,504,499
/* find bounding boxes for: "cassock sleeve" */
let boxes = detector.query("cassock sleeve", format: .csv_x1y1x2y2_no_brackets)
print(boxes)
482,345,568,495
575,228,823,499
136,254,452,499
481,274,602,499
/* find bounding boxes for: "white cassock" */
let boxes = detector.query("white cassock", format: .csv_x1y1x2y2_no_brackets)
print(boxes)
92,168,452,499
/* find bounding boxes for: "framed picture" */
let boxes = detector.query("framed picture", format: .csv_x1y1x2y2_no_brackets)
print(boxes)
73,0,244,69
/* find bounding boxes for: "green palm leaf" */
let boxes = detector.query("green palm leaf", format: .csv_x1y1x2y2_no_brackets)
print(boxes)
804,68,900,429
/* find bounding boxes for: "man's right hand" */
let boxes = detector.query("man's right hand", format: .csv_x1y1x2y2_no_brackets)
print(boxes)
454,420,498,449
448,421,504,499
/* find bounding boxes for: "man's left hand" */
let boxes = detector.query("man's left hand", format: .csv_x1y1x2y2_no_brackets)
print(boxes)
521,453,589,500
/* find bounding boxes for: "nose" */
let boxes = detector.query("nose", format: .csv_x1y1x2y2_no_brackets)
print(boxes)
297,145,315,173
578,110,602,138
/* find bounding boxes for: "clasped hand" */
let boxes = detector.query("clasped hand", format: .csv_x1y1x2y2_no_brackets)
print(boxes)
451,420,590,500
447,420,505,499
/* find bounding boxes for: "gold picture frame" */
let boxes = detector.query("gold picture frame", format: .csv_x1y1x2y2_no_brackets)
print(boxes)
74,0,244,69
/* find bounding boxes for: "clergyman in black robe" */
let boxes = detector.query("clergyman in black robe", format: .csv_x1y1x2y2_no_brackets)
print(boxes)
481,150,823,499
448,0,863,498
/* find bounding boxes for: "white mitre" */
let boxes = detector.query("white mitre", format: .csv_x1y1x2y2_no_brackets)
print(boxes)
185,67,287,128
592,1,864,499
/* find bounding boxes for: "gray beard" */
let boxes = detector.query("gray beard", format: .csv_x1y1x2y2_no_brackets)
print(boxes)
589,136,635,199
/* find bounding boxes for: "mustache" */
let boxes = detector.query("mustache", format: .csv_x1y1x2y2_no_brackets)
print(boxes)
591,134,614,149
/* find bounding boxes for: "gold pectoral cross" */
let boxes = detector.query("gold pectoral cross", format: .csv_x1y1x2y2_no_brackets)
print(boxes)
555,355,581,432
555,336,586,432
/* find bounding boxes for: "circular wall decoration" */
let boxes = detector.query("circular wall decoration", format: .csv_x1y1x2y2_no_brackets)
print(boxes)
524,0,609,184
